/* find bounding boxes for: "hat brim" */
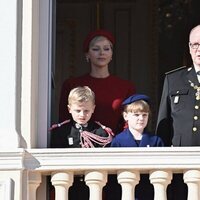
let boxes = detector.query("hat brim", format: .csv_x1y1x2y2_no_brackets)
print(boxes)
83,29,115,52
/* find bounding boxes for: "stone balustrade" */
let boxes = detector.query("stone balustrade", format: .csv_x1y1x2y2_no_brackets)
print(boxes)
1,147,200,199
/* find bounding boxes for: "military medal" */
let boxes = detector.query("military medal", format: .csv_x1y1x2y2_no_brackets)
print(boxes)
174,95,179,103
188,80,200,100
173,90,180,104
196,87,200,100
68,137,73,145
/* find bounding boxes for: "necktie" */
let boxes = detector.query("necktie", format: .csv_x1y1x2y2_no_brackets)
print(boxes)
197,71,200,75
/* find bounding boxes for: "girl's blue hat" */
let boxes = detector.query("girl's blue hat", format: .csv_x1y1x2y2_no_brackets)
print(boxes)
122,94,150,106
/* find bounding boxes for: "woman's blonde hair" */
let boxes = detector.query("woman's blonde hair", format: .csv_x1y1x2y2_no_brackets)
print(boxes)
89,36,113,50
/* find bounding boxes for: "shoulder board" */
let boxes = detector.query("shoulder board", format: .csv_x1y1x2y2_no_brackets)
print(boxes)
165,66,187,75
95,121,114,136
49,119,70,131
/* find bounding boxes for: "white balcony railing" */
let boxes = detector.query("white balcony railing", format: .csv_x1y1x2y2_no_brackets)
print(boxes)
1,147,200,200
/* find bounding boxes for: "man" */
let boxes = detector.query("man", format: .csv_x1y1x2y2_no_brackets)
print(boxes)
156,24,200,200
156,24,200,147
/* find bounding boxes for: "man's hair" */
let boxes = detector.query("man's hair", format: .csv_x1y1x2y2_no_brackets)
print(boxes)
68,86,95,106
189,24,200,39
123,100,150,113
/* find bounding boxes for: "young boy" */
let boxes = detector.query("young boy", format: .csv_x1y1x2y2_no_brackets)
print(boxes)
49,86,114,200
111,94,164,147
50,86,113,148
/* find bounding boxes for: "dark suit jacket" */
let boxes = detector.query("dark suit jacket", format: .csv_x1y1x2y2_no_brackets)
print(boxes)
156,66,200,146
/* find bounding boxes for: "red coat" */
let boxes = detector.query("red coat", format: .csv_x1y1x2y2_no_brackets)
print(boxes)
59,74,135,133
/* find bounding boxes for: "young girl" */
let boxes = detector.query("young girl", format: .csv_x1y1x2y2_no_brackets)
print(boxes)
110,94,164,200
111,94,164,147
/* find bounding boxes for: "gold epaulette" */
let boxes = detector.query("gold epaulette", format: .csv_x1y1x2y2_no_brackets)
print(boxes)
165,66,187,75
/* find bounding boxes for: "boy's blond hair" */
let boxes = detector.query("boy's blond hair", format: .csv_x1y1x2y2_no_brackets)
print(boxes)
123,100,150,113
68,86,95,106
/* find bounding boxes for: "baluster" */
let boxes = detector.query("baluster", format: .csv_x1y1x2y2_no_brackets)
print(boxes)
29,172,42,200
85,170,107,200
51,172,73,200
150,170,172,200
184,170,200,200
117,170,140,200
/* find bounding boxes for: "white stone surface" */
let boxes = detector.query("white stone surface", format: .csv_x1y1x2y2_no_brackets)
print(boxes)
0,179,13,200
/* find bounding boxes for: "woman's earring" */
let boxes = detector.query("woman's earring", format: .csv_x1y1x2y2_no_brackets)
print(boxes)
86,57,89,62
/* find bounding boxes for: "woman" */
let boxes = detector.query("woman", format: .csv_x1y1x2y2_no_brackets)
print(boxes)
59,29,136,133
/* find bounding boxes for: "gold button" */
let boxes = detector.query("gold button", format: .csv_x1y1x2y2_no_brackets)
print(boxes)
194,116,198,120
193,127,197,132
195,105,199,109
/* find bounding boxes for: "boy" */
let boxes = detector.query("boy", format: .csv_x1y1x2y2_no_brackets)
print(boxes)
50,86,113,148
50,86,114,200
111,94,164,147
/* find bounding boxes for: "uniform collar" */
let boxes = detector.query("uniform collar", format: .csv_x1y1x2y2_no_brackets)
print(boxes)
187,66,199,85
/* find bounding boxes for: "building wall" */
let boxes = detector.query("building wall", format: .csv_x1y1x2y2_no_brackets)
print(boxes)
0,0,51,199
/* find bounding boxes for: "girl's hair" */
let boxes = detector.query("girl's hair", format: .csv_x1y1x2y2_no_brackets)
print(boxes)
68,86,95,106
123,100,150,113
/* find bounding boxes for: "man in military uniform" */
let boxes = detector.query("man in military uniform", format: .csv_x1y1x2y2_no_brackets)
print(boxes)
156,24,200,200
156,24,200,146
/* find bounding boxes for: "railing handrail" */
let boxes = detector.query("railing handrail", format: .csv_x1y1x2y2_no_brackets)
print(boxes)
1,147,200,173
22,147,200,174
1,147,200,200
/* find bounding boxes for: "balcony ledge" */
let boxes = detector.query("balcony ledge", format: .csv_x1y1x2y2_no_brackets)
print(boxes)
23,147,200,174
0,147,199,173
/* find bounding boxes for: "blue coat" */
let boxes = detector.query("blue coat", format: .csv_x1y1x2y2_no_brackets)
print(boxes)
111,128,164,147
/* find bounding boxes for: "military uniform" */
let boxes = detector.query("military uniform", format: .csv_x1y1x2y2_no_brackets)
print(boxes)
156,66,200,146
49,119,113,200
155,66,200,200
50,119,113,148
